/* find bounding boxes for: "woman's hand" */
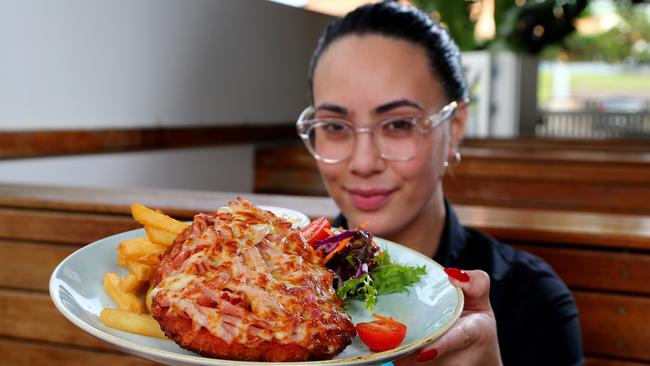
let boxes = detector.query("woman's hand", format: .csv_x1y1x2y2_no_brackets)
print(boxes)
395,269,503,366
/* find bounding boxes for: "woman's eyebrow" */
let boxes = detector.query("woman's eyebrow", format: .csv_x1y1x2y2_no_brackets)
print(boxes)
314,99,422,116
375,99,423,114
315,103,349,115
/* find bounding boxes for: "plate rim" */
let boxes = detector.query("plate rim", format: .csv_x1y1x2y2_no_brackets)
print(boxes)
49,227,464,365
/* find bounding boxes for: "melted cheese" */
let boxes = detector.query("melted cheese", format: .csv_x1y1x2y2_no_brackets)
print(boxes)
153,197,350,349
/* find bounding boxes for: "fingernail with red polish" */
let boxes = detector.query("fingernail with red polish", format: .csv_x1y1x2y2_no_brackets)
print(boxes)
416,348,438,362
444,267,469,282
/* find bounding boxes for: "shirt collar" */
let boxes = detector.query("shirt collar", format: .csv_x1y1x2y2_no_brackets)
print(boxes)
331,214,348,229
434,199,468,267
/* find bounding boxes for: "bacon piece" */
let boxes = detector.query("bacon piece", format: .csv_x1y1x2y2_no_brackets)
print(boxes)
152,197,355,361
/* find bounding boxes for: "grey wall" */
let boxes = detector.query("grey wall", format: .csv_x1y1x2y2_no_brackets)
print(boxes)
0,146,255,191
0,0,333,191
0,0,333,130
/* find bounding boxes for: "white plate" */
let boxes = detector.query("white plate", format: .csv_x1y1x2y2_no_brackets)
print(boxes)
216,206,310,229
258,206,310,228
50,228,463,366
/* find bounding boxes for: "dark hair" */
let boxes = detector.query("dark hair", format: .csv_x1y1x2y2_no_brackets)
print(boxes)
308,1,468,104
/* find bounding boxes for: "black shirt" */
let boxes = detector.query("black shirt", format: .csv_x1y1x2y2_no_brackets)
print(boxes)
333,201,584,366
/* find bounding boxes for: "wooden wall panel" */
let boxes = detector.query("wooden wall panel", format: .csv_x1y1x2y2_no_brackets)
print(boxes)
254,142,650,214
0,184,338,222
443,178,650,214
255,168,324,196
576,291,650,362
1,183,650,365
461,137,650,153
0,240,77,291
585,357,650,366
451,158,650,183
0,339,160,366
0,290,110,350
517,245,650,295
0,125,298,159
0,208,140,245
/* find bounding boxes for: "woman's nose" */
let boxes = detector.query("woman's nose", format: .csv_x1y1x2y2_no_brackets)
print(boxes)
347,131,385,176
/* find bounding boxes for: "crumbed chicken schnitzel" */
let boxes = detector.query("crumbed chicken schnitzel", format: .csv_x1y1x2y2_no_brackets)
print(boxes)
151,198,355,361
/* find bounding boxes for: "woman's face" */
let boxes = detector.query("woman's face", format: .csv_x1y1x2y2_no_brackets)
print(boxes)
311,34,465,238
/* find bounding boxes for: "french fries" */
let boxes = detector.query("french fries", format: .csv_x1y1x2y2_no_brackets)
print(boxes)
145,282,155,314
145,226,178,246
118,236,166,261
119,272,144,293
99,203,188,339
100,308,166,339
131,203,188,234
103,273,143,314
116,236,164,282
126,260,156,282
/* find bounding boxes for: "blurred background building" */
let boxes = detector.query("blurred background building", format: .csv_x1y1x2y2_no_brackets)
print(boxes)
279,0,650,138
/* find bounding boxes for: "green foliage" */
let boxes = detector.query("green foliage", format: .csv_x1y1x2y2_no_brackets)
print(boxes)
411,0,478,50
541,2,650,63
411,0,588,54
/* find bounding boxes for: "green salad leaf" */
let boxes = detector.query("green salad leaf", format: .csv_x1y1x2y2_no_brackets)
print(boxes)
335,249,426,310
336,273,377,310
370,250,427,295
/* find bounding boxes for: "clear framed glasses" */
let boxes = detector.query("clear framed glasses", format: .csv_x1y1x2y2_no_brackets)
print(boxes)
296,101,458,164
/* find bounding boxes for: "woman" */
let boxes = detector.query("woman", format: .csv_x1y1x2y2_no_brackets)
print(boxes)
296,2,583,365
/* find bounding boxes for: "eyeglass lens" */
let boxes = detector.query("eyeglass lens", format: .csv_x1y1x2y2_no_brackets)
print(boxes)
307,118,421,162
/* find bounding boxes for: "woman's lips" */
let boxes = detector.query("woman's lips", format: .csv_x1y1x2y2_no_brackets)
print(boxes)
347,188,396,211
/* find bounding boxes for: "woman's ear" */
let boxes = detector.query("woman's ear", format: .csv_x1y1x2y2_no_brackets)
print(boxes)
448,100,468,157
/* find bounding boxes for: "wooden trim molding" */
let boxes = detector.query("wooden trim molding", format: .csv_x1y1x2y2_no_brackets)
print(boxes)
462,137,650,153
0,124,299,159
0,183,649,249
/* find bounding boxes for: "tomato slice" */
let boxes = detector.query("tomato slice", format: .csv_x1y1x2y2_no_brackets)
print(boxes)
301,217,331,246
356,315,407,352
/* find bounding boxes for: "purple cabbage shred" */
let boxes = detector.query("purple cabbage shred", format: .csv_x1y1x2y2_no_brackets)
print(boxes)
314,230,355,253
354,263,369,278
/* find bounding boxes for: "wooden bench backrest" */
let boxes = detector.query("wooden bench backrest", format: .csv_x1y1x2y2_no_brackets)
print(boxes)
1,184,649,365
254,139,650,214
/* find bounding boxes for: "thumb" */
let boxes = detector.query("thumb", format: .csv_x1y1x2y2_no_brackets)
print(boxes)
445,268,491,312
416,314,485,361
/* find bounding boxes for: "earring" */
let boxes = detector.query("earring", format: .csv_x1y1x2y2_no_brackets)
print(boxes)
452,151,461,166
443,151,461,170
